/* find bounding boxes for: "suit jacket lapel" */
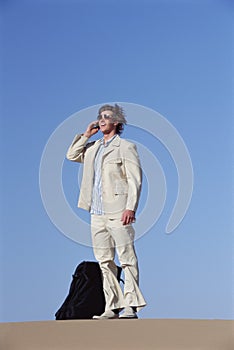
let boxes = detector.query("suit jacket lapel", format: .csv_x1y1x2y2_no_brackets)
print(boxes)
85,139,102,166
86,135,121,164
102,135,121,159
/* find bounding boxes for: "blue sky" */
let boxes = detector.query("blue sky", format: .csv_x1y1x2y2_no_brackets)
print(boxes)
1,0,233,322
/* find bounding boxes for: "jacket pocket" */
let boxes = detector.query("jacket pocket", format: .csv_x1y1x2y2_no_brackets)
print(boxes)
114,179,128,195
108,158,122,165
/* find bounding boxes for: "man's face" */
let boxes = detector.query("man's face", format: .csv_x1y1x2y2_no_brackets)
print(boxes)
98,110,117,134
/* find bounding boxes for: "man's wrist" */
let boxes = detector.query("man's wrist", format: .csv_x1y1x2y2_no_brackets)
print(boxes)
125,208,135,213
84,131,91,138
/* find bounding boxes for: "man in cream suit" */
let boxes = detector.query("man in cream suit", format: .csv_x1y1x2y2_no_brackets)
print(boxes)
66,104,146,319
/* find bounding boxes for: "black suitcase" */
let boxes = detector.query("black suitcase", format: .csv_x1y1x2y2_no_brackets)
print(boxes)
55,261,122,320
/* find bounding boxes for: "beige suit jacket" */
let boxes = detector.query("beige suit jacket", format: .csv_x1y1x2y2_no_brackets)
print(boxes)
66,134,142,217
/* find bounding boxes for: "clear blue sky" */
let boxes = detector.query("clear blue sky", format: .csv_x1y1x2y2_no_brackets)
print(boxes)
1,0,233,322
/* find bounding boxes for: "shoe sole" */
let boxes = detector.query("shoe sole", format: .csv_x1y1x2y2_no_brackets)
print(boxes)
92,316,119,320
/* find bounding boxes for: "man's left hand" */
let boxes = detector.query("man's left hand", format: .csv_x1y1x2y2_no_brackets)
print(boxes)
121,209,136,225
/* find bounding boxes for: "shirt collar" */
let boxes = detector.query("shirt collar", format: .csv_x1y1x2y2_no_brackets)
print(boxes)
101,134,118,147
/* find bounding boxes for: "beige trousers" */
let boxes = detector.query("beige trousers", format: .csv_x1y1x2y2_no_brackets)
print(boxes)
91,214,146,312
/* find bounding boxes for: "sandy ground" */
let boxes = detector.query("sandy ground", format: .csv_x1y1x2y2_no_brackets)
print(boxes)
0,319,233,350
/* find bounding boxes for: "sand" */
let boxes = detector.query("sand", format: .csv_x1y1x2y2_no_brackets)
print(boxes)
0,319,233,350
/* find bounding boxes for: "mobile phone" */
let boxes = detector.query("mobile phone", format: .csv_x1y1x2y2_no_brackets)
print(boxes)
91,123,100,130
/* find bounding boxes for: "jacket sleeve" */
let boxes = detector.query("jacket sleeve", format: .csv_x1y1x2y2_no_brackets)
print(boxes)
124,143,142,212
66,134,89,163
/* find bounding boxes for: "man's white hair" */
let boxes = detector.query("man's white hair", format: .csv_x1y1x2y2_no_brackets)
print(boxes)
98,104,127,134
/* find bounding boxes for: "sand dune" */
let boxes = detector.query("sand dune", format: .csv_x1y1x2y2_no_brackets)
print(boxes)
0,319,233,350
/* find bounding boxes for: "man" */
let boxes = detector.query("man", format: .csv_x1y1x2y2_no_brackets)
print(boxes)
66,104,146,319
